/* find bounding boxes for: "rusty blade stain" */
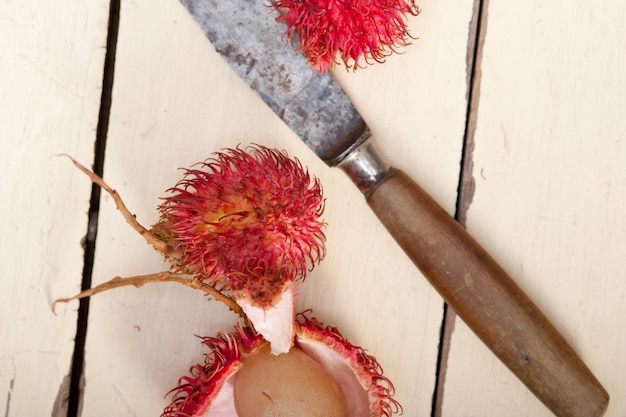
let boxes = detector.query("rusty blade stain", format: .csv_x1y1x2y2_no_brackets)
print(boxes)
179,0,367,165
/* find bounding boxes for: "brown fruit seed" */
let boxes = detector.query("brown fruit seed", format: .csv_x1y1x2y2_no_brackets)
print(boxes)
234,345,346,417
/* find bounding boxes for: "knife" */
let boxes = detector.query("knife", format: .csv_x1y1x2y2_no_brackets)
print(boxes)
178,1,608,415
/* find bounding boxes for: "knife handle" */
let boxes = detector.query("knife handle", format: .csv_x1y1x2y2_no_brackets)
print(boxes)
338,138,609,417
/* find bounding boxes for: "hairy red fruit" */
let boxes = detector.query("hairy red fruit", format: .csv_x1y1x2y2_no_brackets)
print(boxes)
162,313,402,417
272,0,420,71
154,146,326,308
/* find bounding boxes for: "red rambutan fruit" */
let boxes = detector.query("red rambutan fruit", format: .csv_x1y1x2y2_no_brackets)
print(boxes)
162,313,402,417
272,0,420,72
153,146,326,353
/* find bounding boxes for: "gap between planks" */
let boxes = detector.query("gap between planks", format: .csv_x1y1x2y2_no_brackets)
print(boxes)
62,1,121,417
431,0,489,415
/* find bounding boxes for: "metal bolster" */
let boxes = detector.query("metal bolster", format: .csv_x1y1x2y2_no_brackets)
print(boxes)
337,129,391,193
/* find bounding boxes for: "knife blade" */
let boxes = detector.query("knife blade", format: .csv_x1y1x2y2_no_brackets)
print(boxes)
180,0,368,166
178,1,609,416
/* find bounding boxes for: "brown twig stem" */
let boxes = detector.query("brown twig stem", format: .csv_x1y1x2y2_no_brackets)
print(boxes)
52,271,245,317
59,153,175,258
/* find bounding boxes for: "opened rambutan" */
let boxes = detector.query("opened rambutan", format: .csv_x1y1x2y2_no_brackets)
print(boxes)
153,146,326,353
162,313,401,417
53,149,400,415
272,0,420,71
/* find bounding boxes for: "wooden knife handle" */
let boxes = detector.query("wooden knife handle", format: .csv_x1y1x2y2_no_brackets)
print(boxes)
366,168,608,417
338,137,608,417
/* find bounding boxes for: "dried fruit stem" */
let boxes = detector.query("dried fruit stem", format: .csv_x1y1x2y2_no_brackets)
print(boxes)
52,271,245,317
59,154,174,257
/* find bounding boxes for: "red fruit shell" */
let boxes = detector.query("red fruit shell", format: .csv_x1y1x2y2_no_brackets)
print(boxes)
272,0,420,71
162,326,263,416
162,313,402,417
154,146,326,308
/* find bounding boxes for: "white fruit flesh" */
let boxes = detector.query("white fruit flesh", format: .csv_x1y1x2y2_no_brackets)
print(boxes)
236,285,295,355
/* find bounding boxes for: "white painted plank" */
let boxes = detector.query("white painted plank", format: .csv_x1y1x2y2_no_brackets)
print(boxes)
76,0,474,415
442,0,626,415
0,1,109,416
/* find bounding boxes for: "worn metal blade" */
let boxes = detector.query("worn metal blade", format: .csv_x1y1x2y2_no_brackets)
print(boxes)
179,0,367,165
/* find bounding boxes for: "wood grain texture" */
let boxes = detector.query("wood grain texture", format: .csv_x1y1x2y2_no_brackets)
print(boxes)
441,0,626,415
0,1,109,416
75,0,474,415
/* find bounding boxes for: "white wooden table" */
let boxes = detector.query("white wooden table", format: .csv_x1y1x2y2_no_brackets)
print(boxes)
2,0,625,416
